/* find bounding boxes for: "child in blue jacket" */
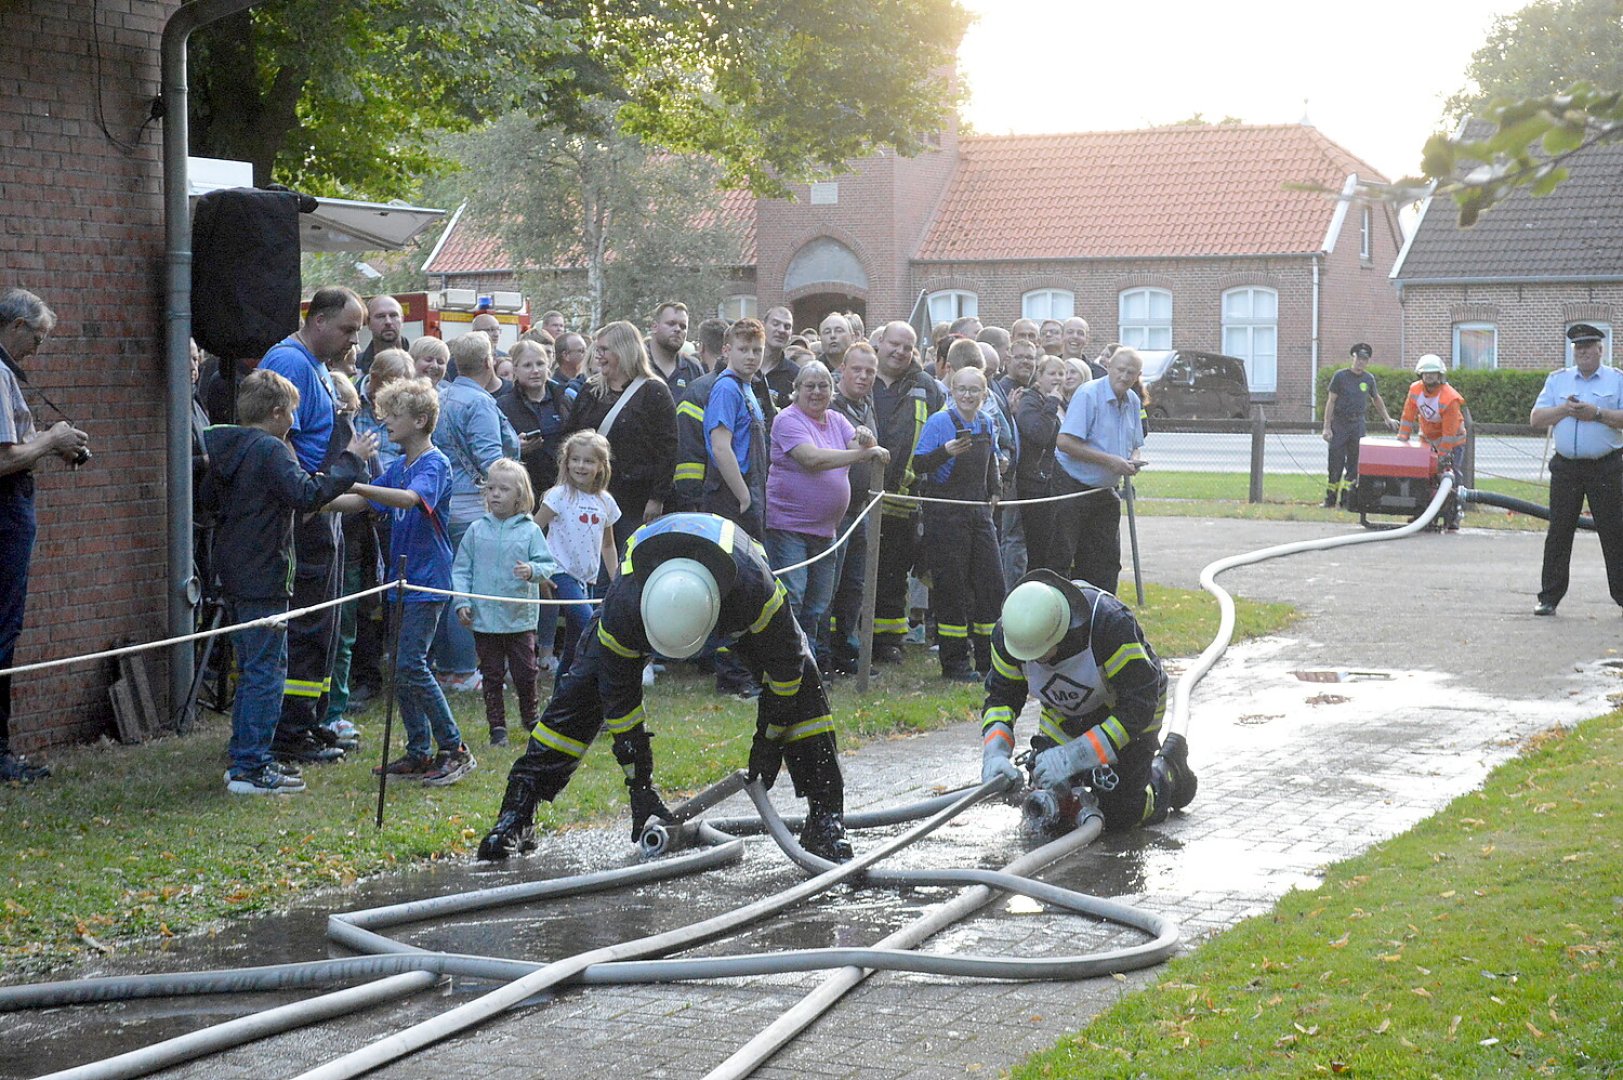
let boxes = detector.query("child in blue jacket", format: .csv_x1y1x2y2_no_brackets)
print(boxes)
454,458,558,746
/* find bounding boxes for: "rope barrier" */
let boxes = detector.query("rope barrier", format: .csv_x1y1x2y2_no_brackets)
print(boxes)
0,583,398,680
1,483,1109,681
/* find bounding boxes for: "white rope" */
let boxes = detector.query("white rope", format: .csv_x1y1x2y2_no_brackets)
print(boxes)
0,582,399,680
768,490,887,575
403,584,603,608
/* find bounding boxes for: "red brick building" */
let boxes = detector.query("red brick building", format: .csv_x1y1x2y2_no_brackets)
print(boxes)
430,121,1404,417
1391,121,1623,373
2,0,180,750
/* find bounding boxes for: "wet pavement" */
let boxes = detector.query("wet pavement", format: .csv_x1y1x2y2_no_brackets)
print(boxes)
7,517,1621,1079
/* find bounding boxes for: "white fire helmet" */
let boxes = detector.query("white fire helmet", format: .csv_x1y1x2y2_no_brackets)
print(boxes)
640,558,721,659
1000,580,1070,661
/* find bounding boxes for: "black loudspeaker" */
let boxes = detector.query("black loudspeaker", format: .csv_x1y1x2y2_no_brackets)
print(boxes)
191,187,304,361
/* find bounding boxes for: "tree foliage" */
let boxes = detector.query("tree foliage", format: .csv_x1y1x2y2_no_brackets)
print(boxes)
188,0,968,201
1402,0,1623,226
443,113,748,329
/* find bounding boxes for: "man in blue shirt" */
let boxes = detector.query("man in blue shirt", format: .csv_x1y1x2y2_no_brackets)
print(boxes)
1048,348,1145,595
257,286,366,762
1530,324,1623,616
702,318,768,539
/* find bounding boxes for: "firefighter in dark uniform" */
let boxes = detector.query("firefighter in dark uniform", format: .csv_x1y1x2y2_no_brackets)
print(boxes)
1321,342,1397,509
871,322,944,661
978,570,1197,831
668,369,718,513
912,366,1005,680
477,513,853,862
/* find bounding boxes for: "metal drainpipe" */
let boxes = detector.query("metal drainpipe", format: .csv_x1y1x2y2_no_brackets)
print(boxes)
1309,254,1321,422
161,0,263,723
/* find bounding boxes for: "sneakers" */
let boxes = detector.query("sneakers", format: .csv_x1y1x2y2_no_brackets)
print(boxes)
539,654,559,675
0,751,51,784
372,753,435,780
902,624,928,646
226,763,307,795
422,745,476,787
942,667,983,684
490,726,509,748
1151,733,1198,811
319,719,359,752
439,671,483,693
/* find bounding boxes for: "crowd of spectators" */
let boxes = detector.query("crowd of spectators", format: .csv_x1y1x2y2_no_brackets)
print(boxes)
164,291,1159,792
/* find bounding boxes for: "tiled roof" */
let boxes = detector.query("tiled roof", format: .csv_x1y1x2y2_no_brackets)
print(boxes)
915,125,1384,262
1394,120,1623,281
423,188,757,275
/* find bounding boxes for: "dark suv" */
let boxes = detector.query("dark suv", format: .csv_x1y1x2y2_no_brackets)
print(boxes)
1137,349,1251,419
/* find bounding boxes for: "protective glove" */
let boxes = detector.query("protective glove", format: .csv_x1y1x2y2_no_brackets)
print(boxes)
1031,726,1118,790
747,731,784,790
629,785,673,842
980,721,1021,787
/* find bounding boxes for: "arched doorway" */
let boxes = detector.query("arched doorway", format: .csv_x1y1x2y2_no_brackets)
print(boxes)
783,237,868,339
792,293,867,337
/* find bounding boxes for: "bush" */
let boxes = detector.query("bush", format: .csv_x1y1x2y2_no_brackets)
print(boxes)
1315,363,1550,425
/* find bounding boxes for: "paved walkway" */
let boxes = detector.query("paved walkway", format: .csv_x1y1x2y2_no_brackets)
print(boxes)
9,517,1622,1079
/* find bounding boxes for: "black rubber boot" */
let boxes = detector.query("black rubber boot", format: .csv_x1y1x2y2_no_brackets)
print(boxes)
1150,733,1198,812
799,805,854,863
477,776,541,861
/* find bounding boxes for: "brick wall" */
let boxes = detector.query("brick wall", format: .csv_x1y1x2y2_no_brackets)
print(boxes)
1319,196,1405,382
1399,281,1623,371
2,0,178,750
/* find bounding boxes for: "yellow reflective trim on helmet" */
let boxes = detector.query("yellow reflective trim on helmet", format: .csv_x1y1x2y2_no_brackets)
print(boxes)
783,715,834,742
597,623,641,658
750,579,786,634
529,721,588,758
766,674,802,697
991,646,1022,681
1102,641,1148,678
604,705,647,735
717,518,736,557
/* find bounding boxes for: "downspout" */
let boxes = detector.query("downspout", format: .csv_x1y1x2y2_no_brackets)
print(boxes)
1310,254,1321,423
162,0,263,723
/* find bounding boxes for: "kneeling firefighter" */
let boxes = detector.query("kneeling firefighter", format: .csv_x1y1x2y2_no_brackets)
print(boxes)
478,513,853,862
978,569,1197,831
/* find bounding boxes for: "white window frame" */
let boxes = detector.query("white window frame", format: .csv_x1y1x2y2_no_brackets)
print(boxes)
1220,286,1278,394
1564,322,1614,368
927,290,978,325
1359,207,1372,260
719,295,758,320
1118,288,1173,351
1021,289,1075,322
1452,322,1498,370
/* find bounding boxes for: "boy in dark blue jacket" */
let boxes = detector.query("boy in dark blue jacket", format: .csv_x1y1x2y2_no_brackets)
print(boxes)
204,370,375,794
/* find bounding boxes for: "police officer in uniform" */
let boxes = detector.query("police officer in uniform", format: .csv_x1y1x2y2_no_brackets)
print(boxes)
978,570,1197,831
477,513,853,862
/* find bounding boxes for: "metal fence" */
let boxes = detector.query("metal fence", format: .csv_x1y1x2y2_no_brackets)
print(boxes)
1143,412,1553,501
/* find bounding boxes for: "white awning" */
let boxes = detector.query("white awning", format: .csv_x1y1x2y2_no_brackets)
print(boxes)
188,157,447,253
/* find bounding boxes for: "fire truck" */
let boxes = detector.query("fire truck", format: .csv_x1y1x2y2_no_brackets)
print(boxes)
364,289,532,352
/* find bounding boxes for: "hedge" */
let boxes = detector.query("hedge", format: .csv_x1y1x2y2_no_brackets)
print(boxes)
1314,363,1551,425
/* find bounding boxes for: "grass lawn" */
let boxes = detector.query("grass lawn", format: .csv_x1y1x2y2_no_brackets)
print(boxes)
1132,471,1551,530
0,583,1291,974
1015,712,1623,1079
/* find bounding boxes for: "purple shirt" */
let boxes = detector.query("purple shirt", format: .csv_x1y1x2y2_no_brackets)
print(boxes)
766,403,856,538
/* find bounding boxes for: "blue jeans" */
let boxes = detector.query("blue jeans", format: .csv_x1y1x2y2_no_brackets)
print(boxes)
394,600,462,759
549,572,593,678
0,476,39,751
227,598,291,776
766,528,836,653
430,518,479,676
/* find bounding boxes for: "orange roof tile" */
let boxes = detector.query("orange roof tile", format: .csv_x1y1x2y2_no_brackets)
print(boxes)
423,188,756,275
915,125,1386,262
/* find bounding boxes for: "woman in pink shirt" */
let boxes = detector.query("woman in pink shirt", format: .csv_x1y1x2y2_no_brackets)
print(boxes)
765,361,889,666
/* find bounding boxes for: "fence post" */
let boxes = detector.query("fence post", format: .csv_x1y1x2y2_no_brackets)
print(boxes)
1462,407,1476,489
856,490,884,693
1248,405,1266,504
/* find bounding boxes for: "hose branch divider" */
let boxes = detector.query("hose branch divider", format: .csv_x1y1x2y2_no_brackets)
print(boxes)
1169,475,1454,740
12,772,1181,1080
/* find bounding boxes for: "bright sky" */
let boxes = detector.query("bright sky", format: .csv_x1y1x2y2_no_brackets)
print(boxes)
958,0,1526,181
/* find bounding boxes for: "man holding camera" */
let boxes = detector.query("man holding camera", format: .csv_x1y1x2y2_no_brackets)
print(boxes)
0,288,91,784
1048,347,1146,597
1530,324,1623,616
